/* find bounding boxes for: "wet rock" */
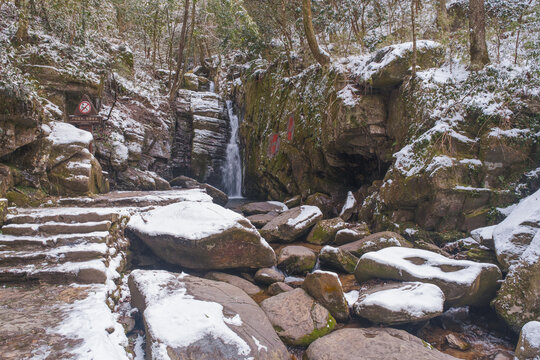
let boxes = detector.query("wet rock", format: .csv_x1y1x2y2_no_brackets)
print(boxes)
241,201,287,216
339,191,357,221
340,231,412,257
334,223,371,246
205,272,262,296
353,282,444,325
304,328,456,360
284,195,301,208
127,201,276,270
277,246,317,275
254,267,284,285
129,270,289,360
247,211,279,228
259,288,335,346
117,168,171,191
260,205,323,243
202,183,228,206
445,334,470,351
267,282,293,296
169,175,201,188
319,246,359,274
303,271,349,322
355,247,502,307
515,321,540,360
306,193,335,219
306,217,349,245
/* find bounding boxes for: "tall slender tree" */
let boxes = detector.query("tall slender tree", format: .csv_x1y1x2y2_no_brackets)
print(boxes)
469,0,490,69
169,0,191,101
301,0,330,67
411,0,417,78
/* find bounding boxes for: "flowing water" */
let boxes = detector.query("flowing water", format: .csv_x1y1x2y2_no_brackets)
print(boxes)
223,100,243,198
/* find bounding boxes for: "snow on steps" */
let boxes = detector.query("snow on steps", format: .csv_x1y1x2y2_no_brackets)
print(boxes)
0,231,110,250
1,220,112,236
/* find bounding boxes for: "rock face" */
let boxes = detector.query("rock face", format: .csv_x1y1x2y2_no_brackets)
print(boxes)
306,217,349,245
303,271,350,322
172,90,230,186
319,246,359,274
260,205,323,243
515,321,540,360
353,282,445,325
259,288,336,346
277,246,317,275
129,270,289,360
355,247,502,307
127,201,276,270
115,167,170,191
304,328,457,360
340,231,412,257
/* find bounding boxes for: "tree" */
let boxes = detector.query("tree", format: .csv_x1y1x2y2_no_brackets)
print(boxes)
301,0,330,67
411,0,417,78
169,0,191,101
469,0,490,69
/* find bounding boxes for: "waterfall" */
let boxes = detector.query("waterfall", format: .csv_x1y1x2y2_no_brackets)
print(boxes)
223,100,243,198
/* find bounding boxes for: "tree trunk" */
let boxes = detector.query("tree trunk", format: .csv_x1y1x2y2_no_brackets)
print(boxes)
169,0,191,102
14,0,28,44
301,0,330,67
411,0,417,78
469,0,489,70
436,0,449,35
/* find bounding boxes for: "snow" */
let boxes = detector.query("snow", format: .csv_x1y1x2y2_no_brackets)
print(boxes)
251,336,267,353
425,155,454,175
356,282,444,317
345,290,359,306
128,201,260,239
267,201,288,212
405,228,418,236
130,270,252,359
521,321,540,349
53,285,129,360
493,189,540,267
471,225,496,243
337,85,360,107
321,245,339,254
133,334,145,360
488,127,530,138
286,205,322,230
48,121,93,146
339,191,357,217
361,247,496,286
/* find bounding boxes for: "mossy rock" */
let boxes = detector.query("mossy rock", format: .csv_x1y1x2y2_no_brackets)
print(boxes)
306,218,349,245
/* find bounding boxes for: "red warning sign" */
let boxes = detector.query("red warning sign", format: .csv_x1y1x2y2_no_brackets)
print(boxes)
74,95,98,116
268,133,280,158
287,115,294,141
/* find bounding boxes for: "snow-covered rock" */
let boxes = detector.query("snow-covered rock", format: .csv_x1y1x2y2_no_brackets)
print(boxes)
260,288,335,346
340,231,412,257
303,271,350,322
260,205,323,243
334,223,370,245
339,191,357,221
204,272,262,296
355,247,502,307
241,201,288,216
353,282,445,325
128,270,289,360
493,189,540,270
304,328,456,360
127,201,276,270
319,245,359,274
515,321,540,360
306,217,349,245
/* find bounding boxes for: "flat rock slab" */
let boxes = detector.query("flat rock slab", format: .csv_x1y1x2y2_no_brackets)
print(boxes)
260,288,335,346
0,283,129,360
241,201,287,216
260,205,323,243
340,231,412,257
247,212,279,228
304,328,457,360
205,272,262,296
129,270,289,360
127,201,276,270
353,281,445,325
355,247,502,307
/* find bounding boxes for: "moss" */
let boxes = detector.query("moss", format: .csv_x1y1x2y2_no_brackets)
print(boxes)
296,315,336,347
6,186,47,207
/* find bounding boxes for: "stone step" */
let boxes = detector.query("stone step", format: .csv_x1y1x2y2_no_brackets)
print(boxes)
0,231,110,250
0,243,109,266
0,259,109,284
6,207,119,225
1,221,112,237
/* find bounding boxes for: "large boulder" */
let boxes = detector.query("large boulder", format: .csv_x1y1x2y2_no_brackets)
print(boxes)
303,271,350,322
515,321,540,360
259,288,336,346
319,246,359,274
493,189,540,270
339,191,357,221
277,245,317,275
353,282,445,325
254,267,284,286
241,201,287,216
304,328,457,360
46,121,93,168
340,231,412,257
334,223,370,245
355,247,502,307
247,212,279,228
129,270,289,359
205,272,262,296
260,205,323,243
117,168,171,191
306,217,349,245
356,40,445,89
127,201,276,270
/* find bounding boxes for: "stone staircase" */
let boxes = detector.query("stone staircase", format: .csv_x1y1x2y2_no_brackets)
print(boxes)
0,207,129,285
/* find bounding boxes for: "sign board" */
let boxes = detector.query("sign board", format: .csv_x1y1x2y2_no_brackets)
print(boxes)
286,115,294,141
74,95,99,116
268,133,280,158
68,95,103,145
